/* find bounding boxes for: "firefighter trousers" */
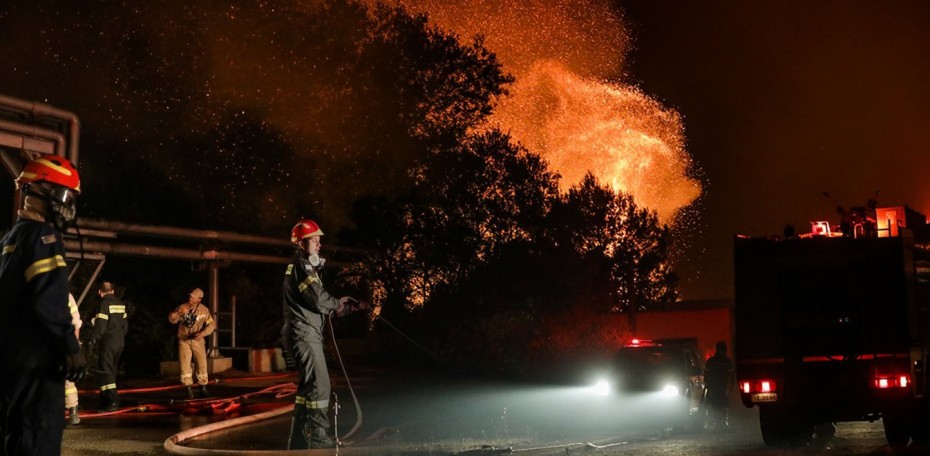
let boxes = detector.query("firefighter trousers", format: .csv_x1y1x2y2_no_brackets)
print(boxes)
0,366,66,456
97,340,124,407
282,329,332,444
178,338,208,386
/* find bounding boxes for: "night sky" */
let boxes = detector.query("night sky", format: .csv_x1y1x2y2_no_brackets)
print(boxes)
2,1,929,301
620,1,930,299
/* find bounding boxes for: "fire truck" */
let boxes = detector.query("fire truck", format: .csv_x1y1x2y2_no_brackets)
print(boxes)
734,205,930,447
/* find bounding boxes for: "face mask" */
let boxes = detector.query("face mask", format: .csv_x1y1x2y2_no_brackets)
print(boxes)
308,254,326,268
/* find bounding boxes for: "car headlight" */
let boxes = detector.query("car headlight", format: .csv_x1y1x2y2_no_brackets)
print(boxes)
660,383,680,397
592,379,611,396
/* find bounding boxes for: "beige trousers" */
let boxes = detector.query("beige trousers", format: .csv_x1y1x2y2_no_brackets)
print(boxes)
64,380,79,408
179,338,209,386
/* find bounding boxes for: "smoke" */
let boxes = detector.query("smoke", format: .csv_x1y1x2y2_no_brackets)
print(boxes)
387,0,702,224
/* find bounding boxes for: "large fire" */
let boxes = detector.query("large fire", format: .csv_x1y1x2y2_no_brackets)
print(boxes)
391,0,702,225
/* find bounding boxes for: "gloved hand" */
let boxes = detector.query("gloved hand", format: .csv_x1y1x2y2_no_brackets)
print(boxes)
63,351,88,382
351,300,370,312
336,296,351,315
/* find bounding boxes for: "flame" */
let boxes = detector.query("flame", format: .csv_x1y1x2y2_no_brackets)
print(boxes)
391,0,702,224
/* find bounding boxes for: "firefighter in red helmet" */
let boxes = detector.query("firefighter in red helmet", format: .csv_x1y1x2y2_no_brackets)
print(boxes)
281,219,365,449
1,156,87,455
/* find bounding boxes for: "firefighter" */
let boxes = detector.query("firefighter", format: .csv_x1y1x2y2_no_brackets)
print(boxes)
0,156,87,455
65,293,82,425
89,281,127,411
168,287,215,398
703,340,734,430
282,219,365,449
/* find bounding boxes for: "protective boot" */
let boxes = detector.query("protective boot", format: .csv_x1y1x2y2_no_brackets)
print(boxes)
186,386,195,399
68,406,81,425
104,389,120,411
310,428,337,449
287,404,311,450
199,385,209,398
308,407,336,449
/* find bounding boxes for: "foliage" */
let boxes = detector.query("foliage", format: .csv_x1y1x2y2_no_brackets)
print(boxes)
347,140,678,375
553,174,679,312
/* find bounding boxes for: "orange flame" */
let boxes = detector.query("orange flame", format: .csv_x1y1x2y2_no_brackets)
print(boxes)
393,0,702,224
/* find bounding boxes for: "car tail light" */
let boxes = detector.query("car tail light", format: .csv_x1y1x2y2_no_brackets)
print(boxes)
873,374,910,389
740,379,777,394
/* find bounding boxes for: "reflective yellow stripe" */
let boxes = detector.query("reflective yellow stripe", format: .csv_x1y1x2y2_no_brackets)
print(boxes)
298,275,319,292
24,255,66,282
2,244,14,255
68,299,79,314
109,305,126,313
294,396,329,409
308,399,328,409
65,386,78,395
96,313,109,320
286,264,294,275
100,383,117,391
34,158,75,176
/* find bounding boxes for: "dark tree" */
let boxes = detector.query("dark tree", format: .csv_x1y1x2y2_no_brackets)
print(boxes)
553,173,678,313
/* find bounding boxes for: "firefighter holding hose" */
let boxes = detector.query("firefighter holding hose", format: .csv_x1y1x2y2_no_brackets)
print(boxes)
281,219,366,449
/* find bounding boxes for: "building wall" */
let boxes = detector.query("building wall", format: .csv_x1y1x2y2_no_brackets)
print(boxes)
632,307,732,361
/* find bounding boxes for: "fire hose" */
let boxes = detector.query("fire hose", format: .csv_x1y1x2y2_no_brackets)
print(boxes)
162,297,397,455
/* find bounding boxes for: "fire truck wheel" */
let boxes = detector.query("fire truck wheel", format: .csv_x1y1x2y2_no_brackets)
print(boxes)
882,414,911,447
759,405,813,448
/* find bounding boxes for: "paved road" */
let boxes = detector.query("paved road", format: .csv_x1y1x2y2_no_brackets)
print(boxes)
62,370,927,455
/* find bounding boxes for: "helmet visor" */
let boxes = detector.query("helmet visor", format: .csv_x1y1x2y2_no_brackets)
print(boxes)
49,186,79,208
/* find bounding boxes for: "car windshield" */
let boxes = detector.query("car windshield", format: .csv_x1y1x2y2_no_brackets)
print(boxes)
615,346,676,370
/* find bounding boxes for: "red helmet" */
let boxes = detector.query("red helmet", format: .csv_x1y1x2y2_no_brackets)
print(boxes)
290,219,324,244
16,156,81,193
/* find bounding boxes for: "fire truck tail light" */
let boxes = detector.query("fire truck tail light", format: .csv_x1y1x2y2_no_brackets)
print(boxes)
739,379,777,394
872,375,910,389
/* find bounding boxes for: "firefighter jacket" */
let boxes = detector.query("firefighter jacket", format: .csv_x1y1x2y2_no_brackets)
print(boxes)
168,302,215,340
91,294,128,344
282,253,346,336
0,218,80,371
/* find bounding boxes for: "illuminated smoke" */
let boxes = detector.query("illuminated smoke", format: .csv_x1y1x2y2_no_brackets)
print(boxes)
390,0,702,224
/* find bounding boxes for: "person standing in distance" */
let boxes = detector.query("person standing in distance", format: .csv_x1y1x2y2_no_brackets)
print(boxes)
282,219,365,449
703,340,734,430
0,156,87,455
168,288,215,399
89,281,128,412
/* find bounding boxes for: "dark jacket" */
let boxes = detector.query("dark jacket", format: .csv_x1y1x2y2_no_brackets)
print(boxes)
91,294,128,344
281,253,344,337
0,219,79,370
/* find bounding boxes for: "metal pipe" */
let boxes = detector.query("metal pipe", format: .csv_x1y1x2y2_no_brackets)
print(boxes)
208,262,220,358
75,218,369,256
0,94,81,164
231,295,237,348
76,218,291,248
62,239,293,264
0,118,66,156
75,258,107,310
